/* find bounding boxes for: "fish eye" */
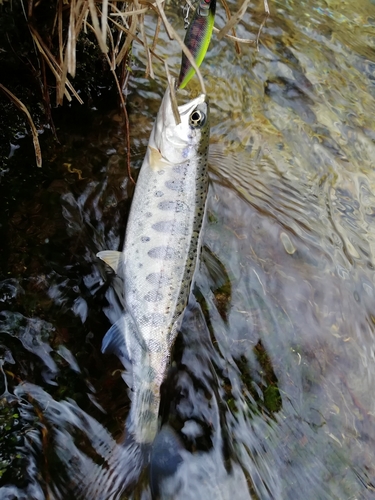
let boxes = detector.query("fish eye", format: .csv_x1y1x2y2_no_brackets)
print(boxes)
189,109,206,128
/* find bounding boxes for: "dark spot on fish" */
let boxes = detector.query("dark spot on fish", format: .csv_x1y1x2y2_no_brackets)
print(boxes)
165,180,183,191
142,313,165,328
148,246,179,260
155,191,164,197
146,272,170,286
141,409,158,425
141,389,156,405
144,290,163,303
145,212,152,218
173,164,187,174
141,236,150,242
152,220,188,235
147,337,164,352
158,200,189,213
147,366,158,379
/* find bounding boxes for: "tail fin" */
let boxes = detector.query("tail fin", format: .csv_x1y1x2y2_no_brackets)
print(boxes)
85,434,150,500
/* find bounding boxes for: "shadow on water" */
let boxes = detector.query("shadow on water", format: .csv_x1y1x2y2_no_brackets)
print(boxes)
1,0,375,498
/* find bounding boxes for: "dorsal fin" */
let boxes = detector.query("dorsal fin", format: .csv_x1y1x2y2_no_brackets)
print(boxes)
97,250,123,275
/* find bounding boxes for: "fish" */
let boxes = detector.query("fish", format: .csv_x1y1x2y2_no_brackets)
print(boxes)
178,0,217,89
97,87,210,445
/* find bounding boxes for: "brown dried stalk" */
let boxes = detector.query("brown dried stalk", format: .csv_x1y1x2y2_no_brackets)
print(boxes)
85,18,134,184
134,0,154,79
217,0,252,41
212,26,255,45
256,0,270,50
29,25,83,105
0,84,42,168
88,0,108,53
217,0,270,50
220,0,241,54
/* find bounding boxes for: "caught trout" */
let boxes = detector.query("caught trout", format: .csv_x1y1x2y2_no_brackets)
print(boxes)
178,0,216,89
97,88,210,445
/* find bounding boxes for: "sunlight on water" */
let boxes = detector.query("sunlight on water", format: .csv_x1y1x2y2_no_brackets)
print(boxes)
1,0,375,498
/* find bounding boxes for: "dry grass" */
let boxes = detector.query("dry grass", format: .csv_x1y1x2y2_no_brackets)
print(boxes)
27,0,267,103
10,0,269,168
0,83,42,167
27,0,208,108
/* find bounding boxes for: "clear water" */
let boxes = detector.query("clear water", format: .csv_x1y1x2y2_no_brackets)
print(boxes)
1,0,375,498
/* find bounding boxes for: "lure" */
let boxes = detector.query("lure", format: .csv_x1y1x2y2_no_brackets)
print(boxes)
177,0,216,89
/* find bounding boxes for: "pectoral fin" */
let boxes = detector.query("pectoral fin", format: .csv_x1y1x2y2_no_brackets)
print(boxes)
102,316,132,371
101,311,145,380
97,250,123,275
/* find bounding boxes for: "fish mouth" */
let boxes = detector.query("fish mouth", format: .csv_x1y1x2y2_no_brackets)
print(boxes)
151,88,208,159
178,93,207,116
161,89,207,125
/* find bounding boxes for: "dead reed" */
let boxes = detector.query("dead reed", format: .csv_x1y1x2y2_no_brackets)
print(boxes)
3,0,269,168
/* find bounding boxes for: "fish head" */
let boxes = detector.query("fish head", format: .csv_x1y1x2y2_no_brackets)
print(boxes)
151,89,209,164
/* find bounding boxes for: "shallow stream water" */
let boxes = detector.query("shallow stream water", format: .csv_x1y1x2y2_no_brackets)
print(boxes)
1,0,375,498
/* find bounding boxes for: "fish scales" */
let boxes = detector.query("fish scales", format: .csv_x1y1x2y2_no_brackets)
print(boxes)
97,89,210,444
127,138,208,339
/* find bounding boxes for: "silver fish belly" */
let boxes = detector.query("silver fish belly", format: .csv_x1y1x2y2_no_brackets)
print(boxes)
98,88,210,444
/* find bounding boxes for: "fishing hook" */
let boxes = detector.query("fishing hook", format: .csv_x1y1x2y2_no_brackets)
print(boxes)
182,0,196,29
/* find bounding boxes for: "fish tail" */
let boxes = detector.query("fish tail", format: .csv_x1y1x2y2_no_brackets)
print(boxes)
97,387,162,498
128,377,161,445
71,433,151,499
107,438,150,498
